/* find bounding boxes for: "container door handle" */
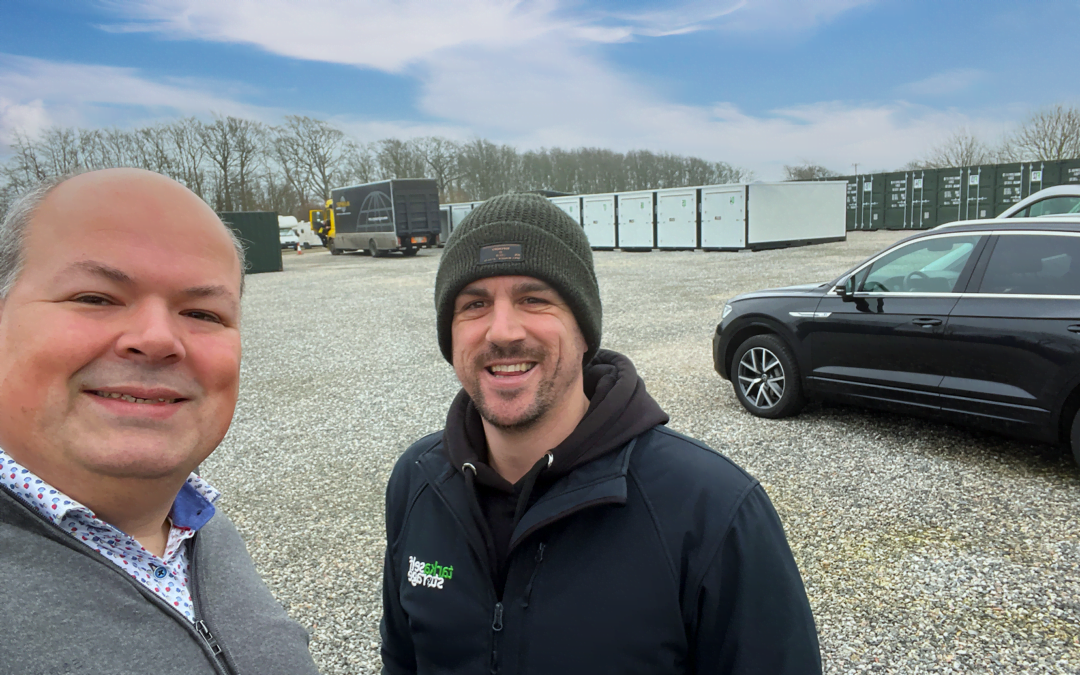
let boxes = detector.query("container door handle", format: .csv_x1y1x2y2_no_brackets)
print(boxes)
1068,325,1080,334
912,318,942,327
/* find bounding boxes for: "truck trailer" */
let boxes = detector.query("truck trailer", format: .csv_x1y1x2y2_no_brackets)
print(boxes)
326,179,441,256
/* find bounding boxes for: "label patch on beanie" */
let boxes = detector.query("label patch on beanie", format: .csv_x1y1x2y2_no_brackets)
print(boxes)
478,243,523,264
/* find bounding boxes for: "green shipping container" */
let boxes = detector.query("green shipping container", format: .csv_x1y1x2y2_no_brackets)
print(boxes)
845,179,858,230
1028,162,1058,190
1060,159,1080,185
217,211,283,275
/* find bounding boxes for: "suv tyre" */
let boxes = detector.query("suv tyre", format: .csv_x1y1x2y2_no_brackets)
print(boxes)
731,334,805,419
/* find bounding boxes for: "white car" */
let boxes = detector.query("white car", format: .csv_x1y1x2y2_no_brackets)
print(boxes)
998,185,1080,218
934,185,1080,229
279,227,301,250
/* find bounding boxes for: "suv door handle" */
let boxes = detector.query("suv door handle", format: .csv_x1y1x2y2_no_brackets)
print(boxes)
912,318,942,327
1068,325,1080,333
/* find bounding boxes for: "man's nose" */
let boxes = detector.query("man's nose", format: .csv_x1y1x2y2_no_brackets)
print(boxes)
114,300,186,363
485,297,527,345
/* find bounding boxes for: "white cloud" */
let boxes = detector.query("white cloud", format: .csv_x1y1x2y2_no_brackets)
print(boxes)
897,69,988,98
99,0,567,72
2,0,1006,178
99,0,876,71
0,98,51,146
0,54,257,118
709,0,878,33
0,53,287,152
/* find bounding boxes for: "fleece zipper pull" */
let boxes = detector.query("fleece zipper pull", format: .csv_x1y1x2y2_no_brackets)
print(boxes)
196,620,225,658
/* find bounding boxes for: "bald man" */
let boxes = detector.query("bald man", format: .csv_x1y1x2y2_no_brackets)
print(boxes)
0,170,320,675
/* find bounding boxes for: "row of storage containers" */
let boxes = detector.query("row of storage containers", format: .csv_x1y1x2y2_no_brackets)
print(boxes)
441,181,847,251
837,159,1080,231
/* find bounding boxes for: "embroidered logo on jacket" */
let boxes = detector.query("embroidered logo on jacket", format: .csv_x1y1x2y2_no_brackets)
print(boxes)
408,556,454,589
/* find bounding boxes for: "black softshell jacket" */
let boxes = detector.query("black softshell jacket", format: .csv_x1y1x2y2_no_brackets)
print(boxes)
381,352,821,675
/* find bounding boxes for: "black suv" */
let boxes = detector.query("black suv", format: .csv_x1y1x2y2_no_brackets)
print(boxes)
713,219,1080,466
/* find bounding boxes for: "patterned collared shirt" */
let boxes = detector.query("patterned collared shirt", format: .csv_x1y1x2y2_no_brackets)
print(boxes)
0,446,220,623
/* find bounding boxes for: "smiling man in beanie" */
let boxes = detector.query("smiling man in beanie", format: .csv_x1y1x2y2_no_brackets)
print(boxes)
380,193,821,674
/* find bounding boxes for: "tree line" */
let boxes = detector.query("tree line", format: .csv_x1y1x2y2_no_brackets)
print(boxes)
783,104,1080,181
0,114,751,219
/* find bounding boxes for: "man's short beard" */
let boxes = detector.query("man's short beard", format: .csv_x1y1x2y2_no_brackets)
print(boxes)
468,343,564,432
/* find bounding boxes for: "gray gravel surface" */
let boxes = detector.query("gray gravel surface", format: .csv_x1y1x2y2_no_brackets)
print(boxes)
203,231,1080,674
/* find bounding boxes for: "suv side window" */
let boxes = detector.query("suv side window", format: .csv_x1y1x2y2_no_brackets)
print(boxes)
1012,196,1080,218
856,235,980,293
977,234,1080,296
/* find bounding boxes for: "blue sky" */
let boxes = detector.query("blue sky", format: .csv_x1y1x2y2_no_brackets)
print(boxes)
1,0,1077,179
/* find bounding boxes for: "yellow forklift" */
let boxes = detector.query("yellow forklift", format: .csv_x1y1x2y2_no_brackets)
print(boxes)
308,199,341,255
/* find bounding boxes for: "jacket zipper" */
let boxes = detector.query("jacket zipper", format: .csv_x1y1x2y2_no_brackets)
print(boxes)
189,535,237,675
489,601,504,674
522,542,546,608
1,486,233,674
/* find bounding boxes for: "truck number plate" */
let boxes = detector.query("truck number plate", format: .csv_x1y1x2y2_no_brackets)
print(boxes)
411,236,427,244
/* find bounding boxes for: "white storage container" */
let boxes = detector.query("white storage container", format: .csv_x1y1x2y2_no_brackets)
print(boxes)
700,185,746,250
550,196,582,225
448,203,475,237
438,205,450,246
582,194,617,249
655,187,698,249
746,182,846,248
699,182,846,250
616,191,655,249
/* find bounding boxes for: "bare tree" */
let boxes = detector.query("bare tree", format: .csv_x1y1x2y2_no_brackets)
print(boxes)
375,138,426,179
273,115,354,202
341,142,379,186
415,136,460,199
168,118,209,200
922,128,991,168
783,162,838,181
1009,104,1080,161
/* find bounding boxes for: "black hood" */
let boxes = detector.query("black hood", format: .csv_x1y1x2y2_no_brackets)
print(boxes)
442,349,669,491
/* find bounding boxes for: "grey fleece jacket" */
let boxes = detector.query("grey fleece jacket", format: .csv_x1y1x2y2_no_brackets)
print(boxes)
0,485,321,675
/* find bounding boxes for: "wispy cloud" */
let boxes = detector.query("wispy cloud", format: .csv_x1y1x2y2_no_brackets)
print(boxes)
98,0,566,72
0,54,259,117
3,0,985,177
897,68,988,98
97,0,876,71
0,53,282,152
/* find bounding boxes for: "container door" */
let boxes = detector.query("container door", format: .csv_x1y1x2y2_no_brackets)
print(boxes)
845,179,858,230
656,191,697,248
582,197,616,249
552,198,581,225
450,205,473,235
700,186,745,249
617,194,654,249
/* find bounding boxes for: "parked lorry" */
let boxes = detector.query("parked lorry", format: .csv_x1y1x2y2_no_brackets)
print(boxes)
316,179,441,256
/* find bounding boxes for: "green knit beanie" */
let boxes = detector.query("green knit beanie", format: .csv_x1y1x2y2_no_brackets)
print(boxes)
435,193,601,365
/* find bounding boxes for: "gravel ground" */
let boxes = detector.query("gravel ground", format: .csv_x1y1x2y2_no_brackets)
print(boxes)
203,231,1080,674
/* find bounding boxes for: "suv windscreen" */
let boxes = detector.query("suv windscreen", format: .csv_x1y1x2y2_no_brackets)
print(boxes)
977,234,1080,296
1012,196,1080,218
856,235,981,293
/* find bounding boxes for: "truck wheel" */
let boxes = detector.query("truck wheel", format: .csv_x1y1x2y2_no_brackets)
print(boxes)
328,238,342,255
402,247,418,257
369,240,387,258
1071,408,1080,468
731,334,804,419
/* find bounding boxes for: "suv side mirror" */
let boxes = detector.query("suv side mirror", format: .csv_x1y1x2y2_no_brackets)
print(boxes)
834,276,856,297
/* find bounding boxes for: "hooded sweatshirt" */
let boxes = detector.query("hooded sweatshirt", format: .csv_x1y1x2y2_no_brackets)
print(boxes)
441,349,668,595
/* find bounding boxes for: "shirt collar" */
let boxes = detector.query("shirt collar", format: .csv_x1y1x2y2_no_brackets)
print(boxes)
0,446,220,532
